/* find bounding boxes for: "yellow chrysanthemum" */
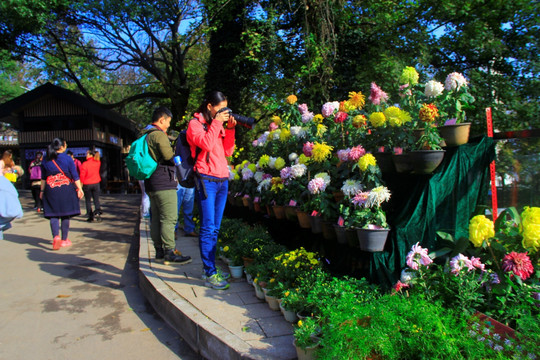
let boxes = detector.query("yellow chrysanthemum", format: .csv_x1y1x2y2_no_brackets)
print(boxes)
521,206,540,253
316,123,327,137
384,106,404,127
399,66,419,85
248,163,257,173
339,100,355,113
233,171,240,181
258,154,270,168
298,154,311,165
469,215,495,247
311,142,334,163
286,95,298,105
241,160,249,168
235,164,242,172
358,153,377,172
280,128,291,142
271,177,283,192
313,114,324,124
271,115,282,125
274,157,286,170
348,91,366,109
352,114,367,128
369,112,386,128
223,246,229,252
298,320,303,327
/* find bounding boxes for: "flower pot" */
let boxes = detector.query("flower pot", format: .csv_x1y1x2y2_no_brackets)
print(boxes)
272,205,286,219
333,224,348,245
279,302,298,323
392,153,413,174
346,227,359,247
227,193,235,205
242,196,251,207
242,256,254,268
293,339,320,360
234,196,244,207
296,209,312,229
296,310,312,320
357,228,390,252
228,264,244,279
374,152,396,173
310,215,323,234
253,283,265,300
321,221,337,240
285,206,298,221
253,201,262,212
409,150,445,174
265,294,280,311
245,271,253,285
266,205,275,218
438,122,471,147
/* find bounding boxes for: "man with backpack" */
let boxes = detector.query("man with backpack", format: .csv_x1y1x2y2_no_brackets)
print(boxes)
143,107,191,265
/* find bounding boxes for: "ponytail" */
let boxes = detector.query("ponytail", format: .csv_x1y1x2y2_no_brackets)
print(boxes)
196,91,227,123
46,138,65,161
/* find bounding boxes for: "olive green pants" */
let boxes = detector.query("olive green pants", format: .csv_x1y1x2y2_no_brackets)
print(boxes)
148,189,178,250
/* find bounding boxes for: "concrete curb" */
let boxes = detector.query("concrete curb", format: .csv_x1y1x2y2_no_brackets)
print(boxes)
137,218,268,360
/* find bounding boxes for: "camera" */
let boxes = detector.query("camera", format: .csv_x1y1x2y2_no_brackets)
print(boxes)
216,107,256,129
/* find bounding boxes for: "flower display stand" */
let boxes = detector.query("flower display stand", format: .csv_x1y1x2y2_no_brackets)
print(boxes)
357,228,390,252
438,122,471,147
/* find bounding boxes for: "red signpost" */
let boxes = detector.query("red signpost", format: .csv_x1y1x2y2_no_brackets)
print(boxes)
486,107,498,221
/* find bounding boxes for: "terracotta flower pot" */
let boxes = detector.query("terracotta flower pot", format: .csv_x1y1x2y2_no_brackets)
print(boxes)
296,210,312,229
438,122,471,147
272,205,286,219
285,206,298,221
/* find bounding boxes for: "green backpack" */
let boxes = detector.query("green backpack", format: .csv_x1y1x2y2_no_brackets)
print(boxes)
125,130,158,180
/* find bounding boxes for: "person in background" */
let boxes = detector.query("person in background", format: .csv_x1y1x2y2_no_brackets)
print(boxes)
67,150,82,175
0,150,24,182
139,180,150,218
29,152,43,212
144,106,191,265
175,183,198,237
80,149,102,222
40,138,84,250
187,91,236,290
0,175,24,240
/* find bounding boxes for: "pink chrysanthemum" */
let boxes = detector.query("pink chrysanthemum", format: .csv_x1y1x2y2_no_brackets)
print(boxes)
393,280,409,293
301,111,314,123
269,122,279,131
298,103,309,114
368,82,389,105
351,192,369,207
321,101,339,117
307,177,327,194
348,145,366,161
280,167,292,180
450,254,474,275
406,242,433,270
303,142,314,157
470,256,485,272
502,252,534,280
337,149,350,162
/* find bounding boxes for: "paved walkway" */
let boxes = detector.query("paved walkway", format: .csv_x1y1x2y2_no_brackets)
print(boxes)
139,217,297,360
0,192,199,360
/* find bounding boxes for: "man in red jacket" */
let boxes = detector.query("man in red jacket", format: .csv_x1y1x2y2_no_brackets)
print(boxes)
80,150,102,222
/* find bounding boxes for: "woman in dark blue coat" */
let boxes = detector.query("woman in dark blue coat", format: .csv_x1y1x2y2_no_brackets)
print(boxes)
40,138,84,250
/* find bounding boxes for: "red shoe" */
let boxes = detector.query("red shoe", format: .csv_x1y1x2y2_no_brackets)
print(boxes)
61,239,72,248
52,236,62,250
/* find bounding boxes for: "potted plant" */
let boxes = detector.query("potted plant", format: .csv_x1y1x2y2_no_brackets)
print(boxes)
293,316,321,360
409,103,446,174
348,186,392,252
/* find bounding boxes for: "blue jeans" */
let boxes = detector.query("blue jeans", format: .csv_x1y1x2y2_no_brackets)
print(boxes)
195,176,228,277
175,184,195,233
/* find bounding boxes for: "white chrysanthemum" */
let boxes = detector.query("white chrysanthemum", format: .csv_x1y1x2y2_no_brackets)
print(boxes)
365,186,391,208
314,172,331,185
290,164,307,178
424,80,444,97
289,152,298,162
268,156,277,169
241,168,254,180
445,72,468,91
290,126,306,138
272,129,281,140
257,178,271,192
254,171,264,183
341,179,363,197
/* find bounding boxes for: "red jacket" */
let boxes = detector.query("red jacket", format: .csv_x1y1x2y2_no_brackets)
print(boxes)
186,113,235,178
80,158,102,185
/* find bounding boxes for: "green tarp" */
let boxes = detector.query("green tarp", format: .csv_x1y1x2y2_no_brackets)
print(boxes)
370,136,496,288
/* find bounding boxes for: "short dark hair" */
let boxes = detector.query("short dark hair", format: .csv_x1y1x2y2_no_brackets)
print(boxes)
152,106,173,123
66,150,74,156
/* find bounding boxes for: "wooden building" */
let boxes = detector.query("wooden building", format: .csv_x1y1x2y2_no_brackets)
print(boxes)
0,83,137,190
